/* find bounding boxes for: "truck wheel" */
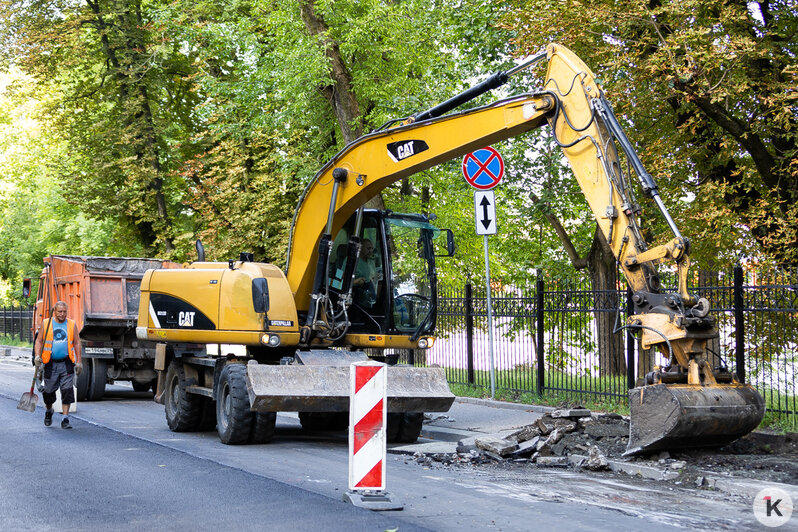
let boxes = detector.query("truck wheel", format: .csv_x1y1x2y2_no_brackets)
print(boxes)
75,360,91,401
86,359,107,401
164,360,203,431
216,364,253,444
250,412,276,444
387,412,424,443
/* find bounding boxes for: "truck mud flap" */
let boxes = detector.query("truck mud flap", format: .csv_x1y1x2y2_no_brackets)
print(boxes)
246,365,455,413
625,383,765,456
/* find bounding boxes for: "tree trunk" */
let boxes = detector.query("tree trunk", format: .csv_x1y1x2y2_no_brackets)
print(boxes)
586,226,626,377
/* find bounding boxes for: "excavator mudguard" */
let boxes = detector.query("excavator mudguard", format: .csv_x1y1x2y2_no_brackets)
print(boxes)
625,383,765,456
245,350,454,413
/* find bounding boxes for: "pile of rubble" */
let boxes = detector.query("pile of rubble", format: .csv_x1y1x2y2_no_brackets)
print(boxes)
457,408,628,471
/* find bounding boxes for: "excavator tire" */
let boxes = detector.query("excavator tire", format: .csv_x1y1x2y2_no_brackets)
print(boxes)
164,359,203,431
250,412,277,444
216,363,253,445
387,412,424,443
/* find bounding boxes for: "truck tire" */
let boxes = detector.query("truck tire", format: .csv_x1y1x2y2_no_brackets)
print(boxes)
387,412,424,443
250,412,276,444
164,360,203,431
216,364,253,444
86,359,107,401
75,360,91,401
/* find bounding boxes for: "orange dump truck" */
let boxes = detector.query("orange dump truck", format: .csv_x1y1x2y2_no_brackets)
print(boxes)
33,255,180,400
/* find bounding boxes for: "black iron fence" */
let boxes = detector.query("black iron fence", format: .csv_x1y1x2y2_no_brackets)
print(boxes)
0,306,34,343
429,265,798,419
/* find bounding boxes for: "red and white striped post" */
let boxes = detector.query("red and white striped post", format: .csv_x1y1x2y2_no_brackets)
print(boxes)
344,360,402,510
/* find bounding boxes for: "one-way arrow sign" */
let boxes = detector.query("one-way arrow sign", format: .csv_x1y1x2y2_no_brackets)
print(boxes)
474,190,497,235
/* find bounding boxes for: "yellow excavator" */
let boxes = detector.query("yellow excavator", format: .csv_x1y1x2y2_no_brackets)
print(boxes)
137,43,764,452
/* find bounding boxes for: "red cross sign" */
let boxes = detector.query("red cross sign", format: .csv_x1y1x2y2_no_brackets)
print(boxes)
462,147,504,190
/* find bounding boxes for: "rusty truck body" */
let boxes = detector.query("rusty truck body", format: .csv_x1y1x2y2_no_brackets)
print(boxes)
33,255,180,400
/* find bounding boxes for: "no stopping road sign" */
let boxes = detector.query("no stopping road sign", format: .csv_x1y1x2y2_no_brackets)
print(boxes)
462,147,504,190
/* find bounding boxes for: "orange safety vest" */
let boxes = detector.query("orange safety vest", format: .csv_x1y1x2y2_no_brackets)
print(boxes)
41,318,76,364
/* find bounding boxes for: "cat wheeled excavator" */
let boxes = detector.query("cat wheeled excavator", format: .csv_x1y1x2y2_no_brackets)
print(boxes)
137,43,764,451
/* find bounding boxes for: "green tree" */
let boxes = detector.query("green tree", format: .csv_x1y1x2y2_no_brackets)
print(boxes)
1,0,201,255
507,0,798,266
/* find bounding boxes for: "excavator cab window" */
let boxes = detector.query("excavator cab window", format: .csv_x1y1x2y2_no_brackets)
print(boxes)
329,211,445,336
383,215,440,335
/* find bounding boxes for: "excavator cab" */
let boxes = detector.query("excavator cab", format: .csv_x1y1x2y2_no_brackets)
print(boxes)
327,210,453,338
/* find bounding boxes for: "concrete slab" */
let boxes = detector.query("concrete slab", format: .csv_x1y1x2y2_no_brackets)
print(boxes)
387,441,458,455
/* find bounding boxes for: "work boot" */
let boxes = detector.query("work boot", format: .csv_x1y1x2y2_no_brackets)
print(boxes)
61,417,72,430
44,410,53,427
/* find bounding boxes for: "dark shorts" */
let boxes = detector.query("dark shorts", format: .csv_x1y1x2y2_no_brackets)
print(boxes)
43,361,74,405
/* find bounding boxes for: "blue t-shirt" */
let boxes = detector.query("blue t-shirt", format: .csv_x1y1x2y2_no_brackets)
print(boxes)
50,320,69,361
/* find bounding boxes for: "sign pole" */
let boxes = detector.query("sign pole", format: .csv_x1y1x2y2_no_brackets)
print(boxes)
463,146,504,402
483,235,496,399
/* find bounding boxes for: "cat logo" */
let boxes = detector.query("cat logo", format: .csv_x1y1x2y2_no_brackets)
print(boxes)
178,311,195,327
387,139,429,163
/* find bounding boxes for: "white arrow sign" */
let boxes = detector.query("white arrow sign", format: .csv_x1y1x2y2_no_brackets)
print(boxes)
474,190,497,235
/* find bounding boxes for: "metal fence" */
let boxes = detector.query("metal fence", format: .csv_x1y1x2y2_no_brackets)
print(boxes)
428,265,798,419
0,306,34,343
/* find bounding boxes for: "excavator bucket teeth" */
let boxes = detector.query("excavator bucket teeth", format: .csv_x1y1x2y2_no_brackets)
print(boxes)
625,383,765,456
246,365,455,413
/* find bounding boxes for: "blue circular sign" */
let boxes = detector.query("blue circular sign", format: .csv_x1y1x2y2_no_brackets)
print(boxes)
462,147,504,190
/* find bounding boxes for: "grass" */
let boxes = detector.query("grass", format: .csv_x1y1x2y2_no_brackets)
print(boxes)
0,335,32,348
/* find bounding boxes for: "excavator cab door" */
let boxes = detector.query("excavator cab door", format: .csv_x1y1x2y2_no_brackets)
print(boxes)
330,211,447,336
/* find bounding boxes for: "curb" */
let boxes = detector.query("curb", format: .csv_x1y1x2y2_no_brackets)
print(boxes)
453,396,557,414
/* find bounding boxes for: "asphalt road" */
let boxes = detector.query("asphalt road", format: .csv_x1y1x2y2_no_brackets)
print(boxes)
0,353,765,531
0,397,427,531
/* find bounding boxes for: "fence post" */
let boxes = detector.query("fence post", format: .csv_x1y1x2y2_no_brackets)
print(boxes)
465,283,475,385
733,265,746,384
536,276,545,396
626,287,636,389
10,305,15,340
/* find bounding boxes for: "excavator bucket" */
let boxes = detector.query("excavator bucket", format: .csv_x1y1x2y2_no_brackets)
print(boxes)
625,383,765,456
245,350,454,413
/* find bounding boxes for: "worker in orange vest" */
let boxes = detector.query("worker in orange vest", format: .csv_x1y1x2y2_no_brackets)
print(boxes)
34,301,83,429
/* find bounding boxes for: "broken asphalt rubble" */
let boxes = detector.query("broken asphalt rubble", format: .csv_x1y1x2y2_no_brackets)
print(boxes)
391,397,798,501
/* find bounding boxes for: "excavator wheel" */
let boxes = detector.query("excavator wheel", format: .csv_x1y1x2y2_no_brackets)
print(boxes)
164,359,203,432
216,363,253,445
387,412,424,443
250,412,277,444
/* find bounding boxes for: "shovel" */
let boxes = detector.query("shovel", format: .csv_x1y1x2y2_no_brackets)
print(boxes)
17,365,41,413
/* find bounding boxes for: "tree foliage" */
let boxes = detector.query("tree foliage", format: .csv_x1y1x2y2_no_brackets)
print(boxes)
507,0,798,267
